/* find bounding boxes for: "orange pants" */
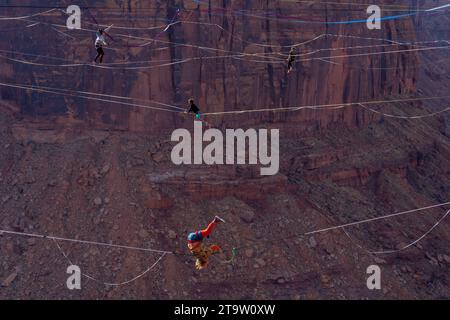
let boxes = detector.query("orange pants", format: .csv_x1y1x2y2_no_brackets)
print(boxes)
200,221,217,239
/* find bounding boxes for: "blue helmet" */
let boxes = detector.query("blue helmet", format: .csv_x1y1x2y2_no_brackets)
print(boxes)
188,231,203,242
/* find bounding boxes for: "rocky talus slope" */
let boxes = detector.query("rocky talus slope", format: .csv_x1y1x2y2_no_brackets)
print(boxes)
0,0,449,299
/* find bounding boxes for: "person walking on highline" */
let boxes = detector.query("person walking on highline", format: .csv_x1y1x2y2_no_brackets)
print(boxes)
287,46,297,74
185,98,211,128
94,29,107,63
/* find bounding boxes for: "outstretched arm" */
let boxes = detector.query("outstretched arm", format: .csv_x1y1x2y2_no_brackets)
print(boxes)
200,220,219,238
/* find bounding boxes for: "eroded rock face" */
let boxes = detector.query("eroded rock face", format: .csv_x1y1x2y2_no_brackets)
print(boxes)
0,0,423,134
0,1,449,300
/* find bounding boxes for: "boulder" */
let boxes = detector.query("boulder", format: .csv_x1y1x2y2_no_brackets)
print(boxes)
308,236,317,248
101,164,111,175
94,197,102,206
168,230,177,239
239,209,255,223
2,271,18,287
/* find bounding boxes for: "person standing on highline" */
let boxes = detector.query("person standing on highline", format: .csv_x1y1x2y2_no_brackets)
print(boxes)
94,29,107,64
185,98,211,128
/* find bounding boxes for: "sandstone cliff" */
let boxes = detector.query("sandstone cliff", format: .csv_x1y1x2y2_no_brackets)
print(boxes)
0,0,449,299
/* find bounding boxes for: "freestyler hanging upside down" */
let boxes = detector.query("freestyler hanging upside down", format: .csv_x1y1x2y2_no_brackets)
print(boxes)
187,216,225,270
